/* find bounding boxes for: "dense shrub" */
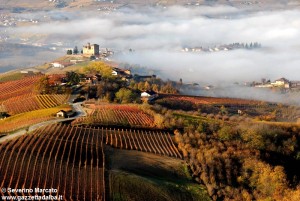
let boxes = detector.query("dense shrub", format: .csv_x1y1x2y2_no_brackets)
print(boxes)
174,122,300,200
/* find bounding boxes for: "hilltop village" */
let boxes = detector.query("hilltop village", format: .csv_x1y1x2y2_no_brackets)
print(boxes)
181,42,262,53
250,77,300,90
41,43,178,104
0,42,180,116
10,42,300,108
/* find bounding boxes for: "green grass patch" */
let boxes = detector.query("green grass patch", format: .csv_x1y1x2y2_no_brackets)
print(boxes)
0,72,25,82
110,170,211,201
182,163,193,180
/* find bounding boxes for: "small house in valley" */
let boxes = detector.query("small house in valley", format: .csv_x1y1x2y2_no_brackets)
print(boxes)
85,74,101,84
141,90,158,101
112,70,118,76
56,110,76,118
56,110,67,118
111,68,132,80
133,74,156,82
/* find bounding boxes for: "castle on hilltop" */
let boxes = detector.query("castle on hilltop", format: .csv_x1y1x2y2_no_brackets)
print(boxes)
83,43,99,56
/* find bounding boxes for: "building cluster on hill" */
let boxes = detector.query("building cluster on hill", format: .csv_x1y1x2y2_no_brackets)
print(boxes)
111,67,132,79
83,43,100,56
53,43,115,69
0,13,39,27
42,63,163,103
65,43,114,61
250,77,300,89
182,42,261,53
82,42,114,58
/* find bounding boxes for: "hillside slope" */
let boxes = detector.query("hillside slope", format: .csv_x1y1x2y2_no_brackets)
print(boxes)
1,0,298,10
107,147,211,201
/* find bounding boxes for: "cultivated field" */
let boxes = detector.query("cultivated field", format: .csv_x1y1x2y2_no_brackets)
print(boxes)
1,94,69,115
159,94,265,106
0,124,106,200
72,104,155,128
0,105,71,133
0,75,41,102
0,123,183,200
103,127,181,158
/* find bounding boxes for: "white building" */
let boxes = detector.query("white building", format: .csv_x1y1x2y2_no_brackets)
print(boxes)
112,70,118,76
141,90,158,101
51,62,72,68
51,62,65,68
271,78,290,88
56,110,66,118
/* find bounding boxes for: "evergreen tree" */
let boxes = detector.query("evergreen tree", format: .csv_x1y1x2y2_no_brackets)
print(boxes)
67,49,72,55
73,46,79,54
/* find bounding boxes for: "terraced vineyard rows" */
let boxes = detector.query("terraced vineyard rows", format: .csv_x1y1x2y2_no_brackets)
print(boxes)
0,105,72,134
0,75,41,102
102,127,182,158
0,122,182,201
0,116,51,134
1,94,70,115
0,124,106,201
0,123,181,199
160,94,265,106
72,105,154,128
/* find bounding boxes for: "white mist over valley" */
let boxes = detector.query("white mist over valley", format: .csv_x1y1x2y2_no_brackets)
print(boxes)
1,1,300,103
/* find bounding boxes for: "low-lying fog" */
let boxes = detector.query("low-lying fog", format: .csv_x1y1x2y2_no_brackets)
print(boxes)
1,5,300,102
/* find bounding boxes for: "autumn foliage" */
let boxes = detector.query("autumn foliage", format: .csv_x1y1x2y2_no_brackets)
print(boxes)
0,75,42,102
72,104,155,128
1,94,69,115
0,124,106,200
174,122,300,200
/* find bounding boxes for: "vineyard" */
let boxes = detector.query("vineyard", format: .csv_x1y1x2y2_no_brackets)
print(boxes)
0,105,72,133
0,124,106,200
72,105,155,128
103,127,181,158
0,75,42,102
159,94,265,106
0,124,181,200
1,94,70,115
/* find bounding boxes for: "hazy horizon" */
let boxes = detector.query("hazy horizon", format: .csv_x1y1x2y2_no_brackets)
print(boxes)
1,5,300,82
1,4,300,103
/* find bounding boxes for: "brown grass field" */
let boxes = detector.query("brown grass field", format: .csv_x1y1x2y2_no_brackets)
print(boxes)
107,147,211,201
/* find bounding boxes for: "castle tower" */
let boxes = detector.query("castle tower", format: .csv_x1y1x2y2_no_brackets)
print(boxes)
83,43,99,56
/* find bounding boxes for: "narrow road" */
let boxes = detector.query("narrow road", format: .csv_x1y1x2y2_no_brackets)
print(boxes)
0,102,86,143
